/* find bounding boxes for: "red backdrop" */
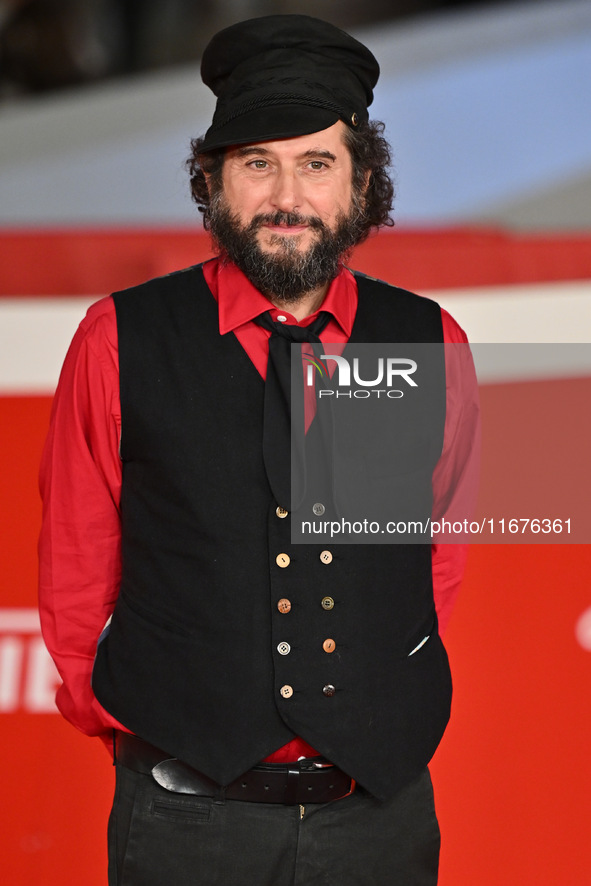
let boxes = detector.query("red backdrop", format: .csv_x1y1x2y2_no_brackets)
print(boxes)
1,228,590,884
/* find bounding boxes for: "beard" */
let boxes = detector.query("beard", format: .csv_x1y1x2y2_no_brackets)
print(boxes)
208,194,366,303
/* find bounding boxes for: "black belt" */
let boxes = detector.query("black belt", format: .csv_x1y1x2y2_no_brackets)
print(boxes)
115,732,355,805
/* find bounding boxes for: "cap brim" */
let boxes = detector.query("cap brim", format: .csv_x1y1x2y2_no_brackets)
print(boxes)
199,105,341,152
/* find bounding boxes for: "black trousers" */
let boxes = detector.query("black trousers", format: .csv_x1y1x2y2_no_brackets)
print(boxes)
108,762,440,885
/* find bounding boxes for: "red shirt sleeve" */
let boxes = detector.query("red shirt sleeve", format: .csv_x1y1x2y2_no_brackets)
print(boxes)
38,296,128,738
431,308,481,634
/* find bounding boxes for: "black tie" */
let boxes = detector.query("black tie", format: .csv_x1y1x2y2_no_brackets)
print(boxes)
255,310,331,509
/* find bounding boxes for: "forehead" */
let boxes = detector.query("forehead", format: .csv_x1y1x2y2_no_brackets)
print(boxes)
223,120,350,164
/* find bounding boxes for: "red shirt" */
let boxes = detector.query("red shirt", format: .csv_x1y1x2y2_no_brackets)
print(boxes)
38,259,480,761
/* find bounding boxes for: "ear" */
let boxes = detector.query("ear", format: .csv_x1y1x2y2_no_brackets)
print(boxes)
352,169,371,211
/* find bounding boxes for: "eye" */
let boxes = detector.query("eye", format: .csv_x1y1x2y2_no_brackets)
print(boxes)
308,160,327,170
248,159,268,169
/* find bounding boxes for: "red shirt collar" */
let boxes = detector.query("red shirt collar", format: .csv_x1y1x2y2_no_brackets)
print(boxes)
204,258,356,337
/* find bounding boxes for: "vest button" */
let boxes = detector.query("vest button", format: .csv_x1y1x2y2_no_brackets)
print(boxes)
322,638,336,653
277,598,291,614
312,502,325,516
277,642,291,656
276,507,289,518
321,596,335,610
280,685,293,699
322,684,336,697
320,550,333,564
276,553,291,568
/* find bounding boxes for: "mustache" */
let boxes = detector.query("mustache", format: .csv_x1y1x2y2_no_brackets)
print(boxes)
247,211,326,232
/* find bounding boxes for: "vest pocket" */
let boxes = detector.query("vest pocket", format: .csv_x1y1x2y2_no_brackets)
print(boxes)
404,612,438,659
408,634,430,656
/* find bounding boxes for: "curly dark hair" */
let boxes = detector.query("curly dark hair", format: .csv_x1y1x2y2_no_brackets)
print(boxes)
186,120,395,243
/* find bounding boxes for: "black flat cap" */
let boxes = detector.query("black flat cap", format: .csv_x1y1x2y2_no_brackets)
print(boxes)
199,15,380,152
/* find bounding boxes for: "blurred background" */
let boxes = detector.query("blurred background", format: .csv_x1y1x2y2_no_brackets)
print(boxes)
1,1,590,884
2,0,591,227
0,1,542,95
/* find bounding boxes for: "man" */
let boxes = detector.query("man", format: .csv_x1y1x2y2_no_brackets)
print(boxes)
39,15,479,886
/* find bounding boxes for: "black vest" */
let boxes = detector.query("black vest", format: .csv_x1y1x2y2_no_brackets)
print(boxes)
92,264,451,801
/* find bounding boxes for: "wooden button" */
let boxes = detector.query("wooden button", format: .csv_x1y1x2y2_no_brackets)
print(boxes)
280,685,293,699
323,638,336,653
276,553,290,568
320,550,333,564
321,596,334,611
277,598,291,614
276,507,289,518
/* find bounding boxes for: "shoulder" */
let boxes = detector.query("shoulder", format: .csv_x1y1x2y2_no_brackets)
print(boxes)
52,297,119,400
440,307,468,343
352,269,439,308
352,269,469,342
110,264,212,333
73,296,117,356
351,268,443,333
80,295,116,330
111,263,206,302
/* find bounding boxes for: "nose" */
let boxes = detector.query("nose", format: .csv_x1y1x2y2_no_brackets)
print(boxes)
269,168,302,213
